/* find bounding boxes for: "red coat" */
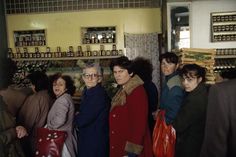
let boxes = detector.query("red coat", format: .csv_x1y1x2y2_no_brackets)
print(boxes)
109,85,153,157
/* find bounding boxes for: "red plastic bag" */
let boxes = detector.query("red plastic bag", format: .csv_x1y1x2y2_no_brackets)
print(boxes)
35,127,67,157
153,110,176,157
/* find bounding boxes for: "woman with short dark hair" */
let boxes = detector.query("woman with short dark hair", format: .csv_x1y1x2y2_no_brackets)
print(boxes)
173,64,208,157
109,56,153,157
46,73,77,157
18,71,52,157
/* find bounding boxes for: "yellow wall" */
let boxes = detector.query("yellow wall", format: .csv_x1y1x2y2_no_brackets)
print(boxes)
6,8,161,53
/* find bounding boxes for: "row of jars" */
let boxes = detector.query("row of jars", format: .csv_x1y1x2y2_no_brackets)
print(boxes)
216,48,236,55
8,45,123,59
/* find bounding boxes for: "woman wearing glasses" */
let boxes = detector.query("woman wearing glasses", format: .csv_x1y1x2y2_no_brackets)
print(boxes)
172,64,208,157
75,62,110,157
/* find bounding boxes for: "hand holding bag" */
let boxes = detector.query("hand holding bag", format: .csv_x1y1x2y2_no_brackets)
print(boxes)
35,127,67,157
153,110,176,157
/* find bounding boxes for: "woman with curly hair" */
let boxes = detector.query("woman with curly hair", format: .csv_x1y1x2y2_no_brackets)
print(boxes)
46,73,78,157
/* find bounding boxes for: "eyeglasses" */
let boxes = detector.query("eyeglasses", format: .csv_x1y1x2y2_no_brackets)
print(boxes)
82,73,100,79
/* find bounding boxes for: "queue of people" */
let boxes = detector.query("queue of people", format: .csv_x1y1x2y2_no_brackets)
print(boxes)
1,52,235,157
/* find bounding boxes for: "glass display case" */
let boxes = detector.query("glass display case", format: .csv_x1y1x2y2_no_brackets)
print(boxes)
81,26,116,44
14,29,46,47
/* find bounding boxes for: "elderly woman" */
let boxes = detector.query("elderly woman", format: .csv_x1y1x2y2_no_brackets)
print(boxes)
109,56,153,157
172,64,208,157
75,62,110,157
46,73,78,157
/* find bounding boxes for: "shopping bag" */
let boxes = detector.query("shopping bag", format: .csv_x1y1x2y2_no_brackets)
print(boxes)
35,127,67,157
153,110,176,157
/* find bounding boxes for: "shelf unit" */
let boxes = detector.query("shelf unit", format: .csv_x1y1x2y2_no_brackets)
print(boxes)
13,55,121,61
214,48,236,72
211,11,236,42
12,55,121,96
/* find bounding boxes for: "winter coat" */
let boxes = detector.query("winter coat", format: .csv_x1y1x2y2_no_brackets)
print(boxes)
173,83,208,157
18,90,52,157
109,75,153,157
200,79,236,157
47,93,78,157
0,96,25,157
160,71,185,124
75,84,110,157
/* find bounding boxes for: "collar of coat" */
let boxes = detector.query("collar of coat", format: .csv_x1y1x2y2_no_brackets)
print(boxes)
111,75,143,110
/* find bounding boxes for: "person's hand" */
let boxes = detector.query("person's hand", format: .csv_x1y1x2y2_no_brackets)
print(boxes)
152,109,160,120
16,126,28,138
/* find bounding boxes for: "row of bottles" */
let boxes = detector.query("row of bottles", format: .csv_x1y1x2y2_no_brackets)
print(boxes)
8,44,123,59
214,59,236,70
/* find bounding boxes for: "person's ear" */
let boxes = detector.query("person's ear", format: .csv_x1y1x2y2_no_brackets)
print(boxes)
197,77,202,83
175,63,180,71
129,72,133,77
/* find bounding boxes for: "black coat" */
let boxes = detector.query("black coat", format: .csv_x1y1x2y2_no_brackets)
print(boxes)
75,84,110,157
173,83,208,157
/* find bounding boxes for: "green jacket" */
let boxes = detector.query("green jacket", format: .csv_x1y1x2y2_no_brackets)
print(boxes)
0,96,25,157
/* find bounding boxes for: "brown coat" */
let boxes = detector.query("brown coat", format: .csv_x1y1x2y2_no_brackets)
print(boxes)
0,86,30,117
0,96,25,157
18,90,52,156
200,79,236,157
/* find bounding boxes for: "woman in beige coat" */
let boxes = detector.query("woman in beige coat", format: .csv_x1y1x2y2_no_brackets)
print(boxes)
46,73,78,157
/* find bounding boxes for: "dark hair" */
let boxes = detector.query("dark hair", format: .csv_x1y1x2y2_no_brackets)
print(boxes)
0,58,17,90
132,57,153,81
49,73,76,97
27,71,49,92
110,56,133,74
159,52,179,64
180,64,206,82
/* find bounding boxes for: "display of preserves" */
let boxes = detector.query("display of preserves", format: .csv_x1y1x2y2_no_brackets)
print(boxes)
214,48,236,72
8,44,123,60
211,11,236,42
14,29,46,47
81,26,116,44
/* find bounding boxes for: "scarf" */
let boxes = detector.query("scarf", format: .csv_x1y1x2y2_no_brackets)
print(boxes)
111,75,143,110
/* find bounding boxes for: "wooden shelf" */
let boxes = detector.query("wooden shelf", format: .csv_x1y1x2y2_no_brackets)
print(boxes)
13,55,122,61
215,55,236,59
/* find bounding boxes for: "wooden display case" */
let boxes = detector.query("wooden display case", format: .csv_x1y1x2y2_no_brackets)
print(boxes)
211,11,236,42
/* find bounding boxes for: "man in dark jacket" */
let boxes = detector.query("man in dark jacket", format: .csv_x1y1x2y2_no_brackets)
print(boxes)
200,79,236,157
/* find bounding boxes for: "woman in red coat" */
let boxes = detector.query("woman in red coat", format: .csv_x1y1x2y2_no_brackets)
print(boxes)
109,56,153,157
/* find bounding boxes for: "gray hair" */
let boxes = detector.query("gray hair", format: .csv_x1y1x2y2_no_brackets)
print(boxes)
82,62,103,83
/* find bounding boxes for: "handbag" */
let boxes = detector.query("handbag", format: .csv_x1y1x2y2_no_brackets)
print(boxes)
153,110,176,157
35,127,67,157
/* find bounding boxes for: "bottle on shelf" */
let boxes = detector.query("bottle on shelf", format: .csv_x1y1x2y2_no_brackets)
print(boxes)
77,46,83,57
68,46,74,57
46,47,51,58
